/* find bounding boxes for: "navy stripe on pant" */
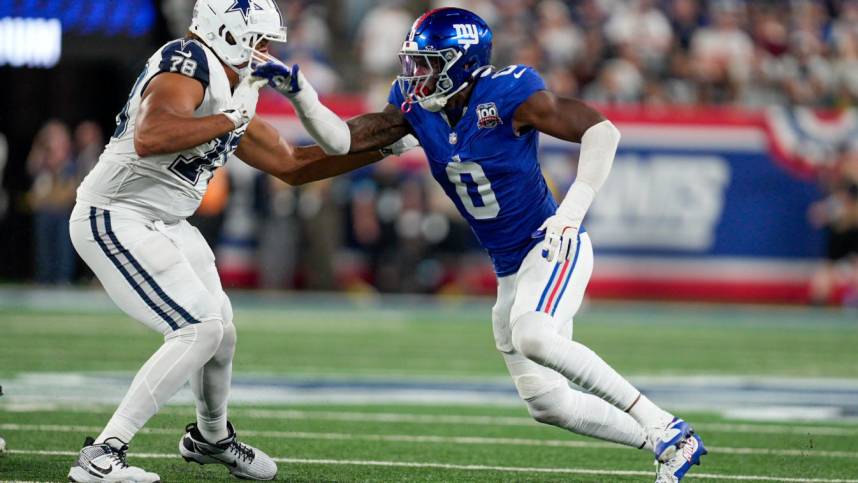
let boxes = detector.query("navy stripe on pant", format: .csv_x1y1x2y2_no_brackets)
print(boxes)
89,207,199,330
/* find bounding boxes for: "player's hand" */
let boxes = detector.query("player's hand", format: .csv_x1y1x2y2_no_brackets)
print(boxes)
253,61,303,97
534,213,580,263
221,76,267,129
380,134,420,157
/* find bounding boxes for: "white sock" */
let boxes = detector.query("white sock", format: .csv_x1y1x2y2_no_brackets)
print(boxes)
511,312,641,409
190,321,236,443
628,393,675,432
95,322,224,445
527,385,649,449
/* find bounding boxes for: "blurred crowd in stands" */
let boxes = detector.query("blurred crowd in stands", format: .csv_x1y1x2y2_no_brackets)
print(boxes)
3,0,858,304
272,0,858,107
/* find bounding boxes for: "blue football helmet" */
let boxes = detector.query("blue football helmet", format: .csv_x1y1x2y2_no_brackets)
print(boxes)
397,8,493,113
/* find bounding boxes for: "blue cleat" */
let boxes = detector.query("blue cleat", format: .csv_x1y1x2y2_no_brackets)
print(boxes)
651,418,693,463
655,432,707,482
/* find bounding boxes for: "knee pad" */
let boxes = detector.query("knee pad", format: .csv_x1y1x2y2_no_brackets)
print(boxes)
525,385,575,428
169,320,224,359
503,351,567,400
513,372,566,401
510,312,557,363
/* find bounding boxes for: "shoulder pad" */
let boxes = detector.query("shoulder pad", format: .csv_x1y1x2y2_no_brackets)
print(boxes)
157,39,211,89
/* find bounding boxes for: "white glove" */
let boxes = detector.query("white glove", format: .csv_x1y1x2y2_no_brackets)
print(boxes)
536,120,621,264
220,76,267,129
380,134,420,156
536,212,580,264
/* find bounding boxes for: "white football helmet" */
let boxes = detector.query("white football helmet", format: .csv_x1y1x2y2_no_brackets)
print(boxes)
190,0,287,76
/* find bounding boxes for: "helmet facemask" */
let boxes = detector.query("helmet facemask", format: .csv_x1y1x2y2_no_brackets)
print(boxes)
397,44,464,113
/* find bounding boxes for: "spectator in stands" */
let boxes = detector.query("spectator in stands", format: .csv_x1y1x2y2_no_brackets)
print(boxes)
831,14,858,105
296,179,343,291
255,174,300,289
779,1,835,106
689,0,754,103
604,0,673,75
668,0,703,52
355,0,413,106
26,120,77,284
73,120,103,178
746,6,790,106
808,145,858,305
582,42,645,103
537,0,584,69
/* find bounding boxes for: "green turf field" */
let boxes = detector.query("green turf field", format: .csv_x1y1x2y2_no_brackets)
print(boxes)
1,290,857,482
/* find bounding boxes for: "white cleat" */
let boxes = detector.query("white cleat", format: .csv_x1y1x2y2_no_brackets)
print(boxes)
655,432,707,482
179,421,277,480
650,418,693,463
0,435,6,455
68,437,160,483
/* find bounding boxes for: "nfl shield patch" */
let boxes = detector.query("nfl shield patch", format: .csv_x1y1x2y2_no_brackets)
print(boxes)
476,102,502,129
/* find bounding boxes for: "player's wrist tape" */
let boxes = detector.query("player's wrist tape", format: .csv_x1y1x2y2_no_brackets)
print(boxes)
220,108,247,129
557,181,595,225
286,77,318,110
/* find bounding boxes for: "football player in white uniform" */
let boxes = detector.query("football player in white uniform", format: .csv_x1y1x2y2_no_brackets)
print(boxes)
66,0,379,481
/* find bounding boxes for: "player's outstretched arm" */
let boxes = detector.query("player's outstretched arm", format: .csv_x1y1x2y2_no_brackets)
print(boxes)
237,116,382,186
514,91,621,263
134,73,241,157
253,62,353,155
345,104,414,153
236,105,414,186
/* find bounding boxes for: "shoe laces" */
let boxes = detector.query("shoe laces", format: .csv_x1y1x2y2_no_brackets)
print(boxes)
228,440,255,464
106,444,130,469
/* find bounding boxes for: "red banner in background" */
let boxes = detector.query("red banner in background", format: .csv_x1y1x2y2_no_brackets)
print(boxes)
221,96,850,304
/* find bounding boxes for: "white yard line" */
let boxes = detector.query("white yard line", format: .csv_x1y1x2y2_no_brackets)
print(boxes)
5,449,858,483
240,408,539,426
235,408,858,436
5,404,858,436
3,423,856,459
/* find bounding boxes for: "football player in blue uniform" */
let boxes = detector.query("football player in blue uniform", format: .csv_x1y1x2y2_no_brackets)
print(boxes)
273,7,707,482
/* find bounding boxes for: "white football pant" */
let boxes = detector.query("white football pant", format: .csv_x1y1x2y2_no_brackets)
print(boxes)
493,233,672,448
69,203,235,444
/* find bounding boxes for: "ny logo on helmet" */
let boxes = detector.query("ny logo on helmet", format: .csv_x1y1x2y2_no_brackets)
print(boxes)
453,24,479,46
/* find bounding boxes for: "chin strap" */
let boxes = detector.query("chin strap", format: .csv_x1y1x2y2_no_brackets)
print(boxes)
401,93,417,113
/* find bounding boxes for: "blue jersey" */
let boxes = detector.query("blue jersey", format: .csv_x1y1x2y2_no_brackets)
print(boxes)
389,65,560,276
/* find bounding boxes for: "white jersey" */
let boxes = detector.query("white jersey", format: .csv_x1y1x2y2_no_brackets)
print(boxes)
77,38,250,222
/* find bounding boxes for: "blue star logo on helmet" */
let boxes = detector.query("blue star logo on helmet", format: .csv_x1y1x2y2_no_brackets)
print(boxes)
226,0,263,22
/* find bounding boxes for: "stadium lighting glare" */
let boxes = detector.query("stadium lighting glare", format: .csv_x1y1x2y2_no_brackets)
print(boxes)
0,17,62,68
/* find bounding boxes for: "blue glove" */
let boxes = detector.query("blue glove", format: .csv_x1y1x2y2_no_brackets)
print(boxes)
252,62,302,96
